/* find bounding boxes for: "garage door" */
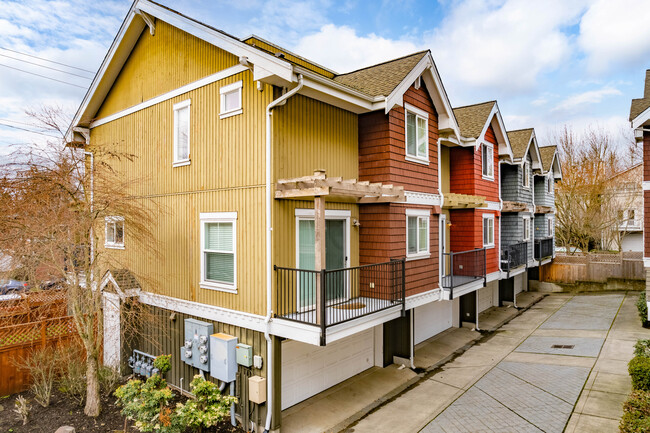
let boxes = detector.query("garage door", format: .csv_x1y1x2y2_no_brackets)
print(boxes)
514,274,524,296
414,301,452,345
478,284,496,313
281,328,374,410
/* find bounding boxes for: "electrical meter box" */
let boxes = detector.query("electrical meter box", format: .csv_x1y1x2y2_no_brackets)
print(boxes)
236,343,253,367
209,333,238,382
180,318,213,372
248,376,267,404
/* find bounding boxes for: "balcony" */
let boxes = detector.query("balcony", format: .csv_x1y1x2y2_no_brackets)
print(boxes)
501,241,528,275
534,237,554,260
441,248,486,295
274,259,405,345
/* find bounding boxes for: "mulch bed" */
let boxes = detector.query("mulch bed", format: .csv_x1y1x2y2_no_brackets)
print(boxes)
0,388,245,433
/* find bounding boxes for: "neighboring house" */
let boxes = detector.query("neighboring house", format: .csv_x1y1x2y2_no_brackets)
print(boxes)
65,1,561,431
440,101,513,327
534,145,561,263
602,164,643,252
629,69,650,319
500,128,543,302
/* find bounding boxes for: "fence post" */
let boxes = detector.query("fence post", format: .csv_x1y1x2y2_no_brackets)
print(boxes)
401,258,406,316
40,320,46,348
450,253,454,299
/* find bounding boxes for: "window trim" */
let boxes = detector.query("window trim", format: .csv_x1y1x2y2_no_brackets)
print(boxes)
406,208,430,260
404,103,429,164
200,212,237,293
547,216,554,237
481,142,494,180
173,99,191,167
523,161,531,189
220,80,243,119
523,216,531,242
482,214,495,248
104,216,125,249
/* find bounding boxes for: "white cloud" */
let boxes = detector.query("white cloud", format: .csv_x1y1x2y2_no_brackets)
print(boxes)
552,86,622,113
426,0,588,98
292,24,419,73
579,0,650,74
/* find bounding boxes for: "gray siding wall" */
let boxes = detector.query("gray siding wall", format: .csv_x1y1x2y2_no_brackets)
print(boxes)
502,213,534,259
535,214,553,238
500,153,534,204
534,173,555,207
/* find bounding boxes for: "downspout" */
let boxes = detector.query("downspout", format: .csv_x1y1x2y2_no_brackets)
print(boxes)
437,137,445,302
409,309,416,369
263,74,304,433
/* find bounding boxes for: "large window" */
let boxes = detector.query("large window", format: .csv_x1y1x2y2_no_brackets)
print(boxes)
406,209,429,258
523,161,531,188
523,216,531,241
200,212,237,293
483,214,495,248
105,216,124,249
220,81,243,119
405,103,428,163
482,143,494,179
173,99,191,167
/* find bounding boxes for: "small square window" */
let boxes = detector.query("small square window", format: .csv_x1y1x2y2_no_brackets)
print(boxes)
105,216,124,249
406,209,429,258
483,215,495,247
200,212,237,293
173,99,191,167
220,81,243,119
482,143,494,179
405,104,428,163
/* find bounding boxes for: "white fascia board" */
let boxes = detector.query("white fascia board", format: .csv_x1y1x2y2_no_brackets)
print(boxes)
426,55,461,136
552,154,563,179
297,68,378,113
137,1,293,82
506,266,527,278
66,5,144,140
452,280,485,298
405,288,443,309
477,103,513,161
529,134,543,168
325,306,402,344
632,106,650,129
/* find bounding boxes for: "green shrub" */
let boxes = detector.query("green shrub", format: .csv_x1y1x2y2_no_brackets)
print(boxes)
176,375,237,433
635,340,650,358
637,292,648,325
621,391,650,432
629,356,650,391
153,354,172,375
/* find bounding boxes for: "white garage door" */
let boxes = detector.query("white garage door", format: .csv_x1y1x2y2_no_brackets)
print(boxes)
514,274,524,296
414,301,452,345
478,286,493,313
281,328,374,410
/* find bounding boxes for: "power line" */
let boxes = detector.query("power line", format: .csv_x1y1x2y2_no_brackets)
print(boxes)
0,63,87,89
0,46,95,73
0,119,40,127
0,122,60,138
0,53,92,80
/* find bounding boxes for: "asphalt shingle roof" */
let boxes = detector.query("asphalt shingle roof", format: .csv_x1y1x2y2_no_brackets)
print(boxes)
539,145,557,172
332,51,429,97
630,70,650,121
507,129,534,160
452,101,496,139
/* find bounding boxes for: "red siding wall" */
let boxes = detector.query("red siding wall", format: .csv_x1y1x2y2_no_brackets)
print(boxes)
359,204,439,297
645,131,650,257
644,131,650,182
358,83,439,193
449,124,500,202
449,209,500,275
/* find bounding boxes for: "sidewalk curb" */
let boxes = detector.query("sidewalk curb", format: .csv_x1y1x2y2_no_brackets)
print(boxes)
332,293,547,433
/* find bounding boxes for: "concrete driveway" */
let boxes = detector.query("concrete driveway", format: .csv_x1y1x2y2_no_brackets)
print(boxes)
346,292,644,433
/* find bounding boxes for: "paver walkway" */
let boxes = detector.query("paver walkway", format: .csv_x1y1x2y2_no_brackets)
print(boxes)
347,292,643,433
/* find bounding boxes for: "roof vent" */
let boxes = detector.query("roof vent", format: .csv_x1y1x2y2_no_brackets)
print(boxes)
275,52,285,59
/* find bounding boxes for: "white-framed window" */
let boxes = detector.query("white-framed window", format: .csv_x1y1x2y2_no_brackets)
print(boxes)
628,209,636,224
173,99,191,167
547,176,554,194
523,216,531,241
404,103,429,163
406,209,429,259
547,216,554,236
220,80,243,119
482,143,494,179
483,214,495,248
200,212,237,293
105,216,124,249
523,161,531,189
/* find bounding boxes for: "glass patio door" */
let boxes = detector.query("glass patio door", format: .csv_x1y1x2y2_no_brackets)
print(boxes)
298,218,347,309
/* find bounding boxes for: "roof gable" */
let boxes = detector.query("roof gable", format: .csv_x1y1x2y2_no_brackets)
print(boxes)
539,145,562,178
453,101,495,139
630,70,650,126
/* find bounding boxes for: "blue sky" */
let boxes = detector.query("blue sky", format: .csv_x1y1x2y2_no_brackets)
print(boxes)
1,0,650,155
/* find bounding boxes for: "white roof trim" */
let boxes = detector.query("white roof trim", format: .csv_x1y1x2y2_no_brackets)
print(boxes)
468,103,513,160
632,104,650,129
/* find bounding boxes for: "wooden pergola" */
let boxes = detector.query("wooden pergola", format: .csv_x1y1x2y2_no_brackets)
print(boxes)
275,170,405,325
443,193,486,209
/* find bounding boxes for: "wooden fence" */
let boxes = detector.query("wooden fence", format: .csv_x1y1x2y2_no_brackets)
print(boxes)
0,315,77,396
0,289,67,327
540,252,644,284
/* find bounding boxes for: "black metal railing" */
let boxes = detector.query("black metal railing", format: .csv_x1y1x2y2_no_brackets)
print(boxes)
534,237,554,260
501,241,528,273
441,248,486,295
274,259,405,345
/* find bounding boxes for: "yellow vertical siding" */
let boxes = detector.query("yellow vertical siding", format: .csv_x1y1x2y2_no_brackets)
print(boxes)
441,145,450,194
97,21,239,119
242,37,335,78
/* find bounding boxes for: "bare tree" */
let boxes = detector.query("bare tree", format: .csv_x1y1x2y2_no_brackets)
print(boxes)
0,106,159,416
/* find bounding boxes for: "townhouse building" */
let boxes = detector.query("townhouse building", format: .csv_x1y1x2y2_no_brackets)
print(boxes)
630,69,650,319
66,1,561,431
